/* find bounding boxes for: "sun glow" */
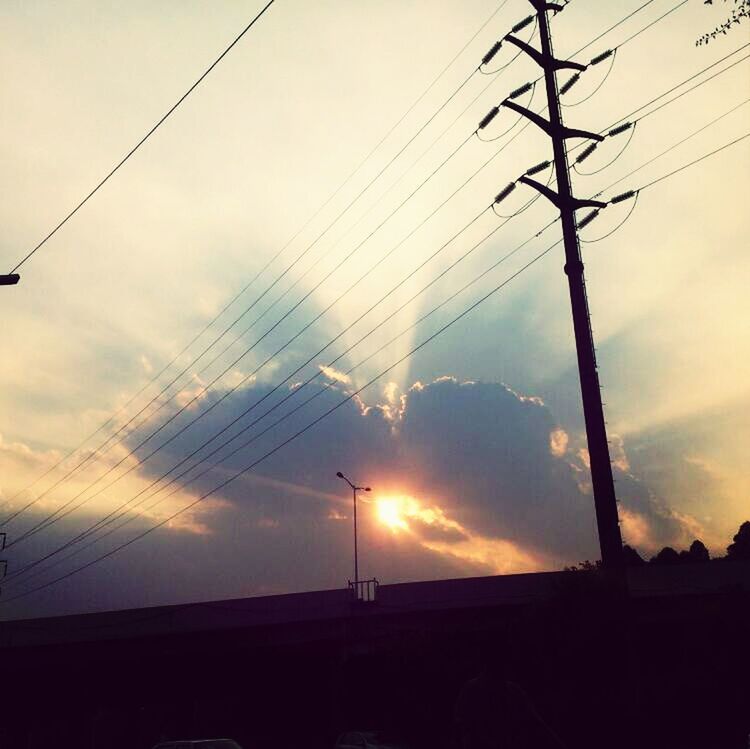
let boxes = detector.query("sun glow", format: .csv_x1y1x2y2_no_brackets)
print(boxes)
376,496,410,531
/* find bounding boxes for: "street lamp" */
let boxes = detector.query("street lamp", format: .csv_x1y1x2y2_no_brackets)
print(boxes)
336,471,371,587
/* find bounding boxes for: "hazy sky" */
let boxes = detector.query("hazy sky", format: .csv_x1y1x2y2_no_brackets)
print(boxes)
1,0,748,619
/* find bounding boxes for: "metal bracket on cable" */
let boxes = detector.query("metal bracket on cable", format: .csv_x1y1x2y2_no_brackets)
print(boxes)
502,99,604,142
518,176,607,211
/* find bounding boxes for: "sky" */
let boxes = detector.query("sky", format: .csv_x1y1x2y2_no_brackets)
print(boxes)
0,0,748,620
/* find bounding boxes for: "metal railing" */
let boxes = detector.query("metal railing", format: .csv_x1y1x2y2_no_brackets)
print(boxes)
348,578,379,603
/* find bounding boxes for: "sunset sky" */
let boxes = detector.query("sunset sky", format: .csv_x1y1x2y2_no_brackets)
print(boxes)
1,0,748,619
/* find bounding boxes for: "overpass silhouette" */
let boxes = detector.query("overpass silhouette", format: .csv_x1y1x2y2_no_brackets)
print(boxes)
1,562,748,749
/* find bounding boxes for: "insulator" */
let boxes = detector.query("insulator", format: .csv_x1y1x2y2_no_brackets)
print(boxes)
590,49,614,66
478,107,500,130
578,209,600,229
525,159,551,177
494,182,517,204
509,81,533,100
511,15,535,34
575,143,599,164
610,189,636,204
481,40,503,66
608,121,633,138
559,73,580,95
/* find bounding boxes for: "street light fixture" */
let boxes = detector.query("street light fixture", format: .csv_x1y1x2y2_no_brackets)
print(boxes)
336,471,371,587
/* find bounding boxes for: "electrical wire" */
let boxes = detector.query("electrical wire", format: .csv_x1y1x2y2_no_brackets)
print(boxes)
6,104,545,552
579,193,640,243
5,131,476,548
1,11,510,526
5,20,550,543
7,1,276,274
2,0,732,600
4,0,677,525
562,49,618,107
2,0,719,576
634,131,750,192
602,43,750,133
574,122,638,176
568,0,657,57
5,215,562,591
1,3,517,524
0,232,565,605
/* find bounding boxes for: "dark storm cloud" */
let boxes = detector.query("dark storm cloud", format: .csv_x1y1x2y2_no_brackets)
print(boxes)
3,375,691,621
129,374,687,564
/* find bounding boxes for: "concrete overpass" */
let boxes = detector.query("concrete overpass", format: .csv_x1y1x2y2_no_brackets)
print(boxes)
1,563,748,749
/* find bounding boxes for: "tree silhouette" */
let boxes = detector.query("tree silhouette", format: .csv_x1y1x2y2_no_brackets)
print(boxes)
697,0,750,45
680,539,711,563
622,544,646,566
650,546,681,565
726,521,750,560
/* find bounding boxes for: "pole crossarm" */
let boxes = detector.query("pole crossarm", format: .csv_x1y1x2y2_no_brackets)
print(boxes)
504,34,587,72
501,100,604,142
0,274,20,286
518,176,608,211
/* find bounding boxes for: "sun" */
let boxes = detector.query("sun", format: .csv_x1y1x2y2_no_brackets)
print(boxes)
376,496,409,532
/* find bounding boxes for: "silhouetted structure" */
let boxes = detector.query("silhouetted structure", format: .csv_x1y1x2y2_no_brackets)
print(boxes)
503,0,623,568
1,563,748,749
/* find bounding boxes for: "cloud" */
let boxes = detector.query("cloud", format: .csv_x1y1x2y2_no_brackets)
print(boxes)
318,365,350,384
128,375,696,571
0,375,708,620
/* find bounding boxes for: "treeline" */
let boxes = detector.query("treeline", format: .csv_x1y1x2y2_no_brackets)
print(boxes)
569,520,750,570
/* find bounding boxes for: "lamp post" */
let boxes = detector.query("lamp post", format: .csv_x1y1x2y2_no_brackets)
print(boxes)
336,471,370,587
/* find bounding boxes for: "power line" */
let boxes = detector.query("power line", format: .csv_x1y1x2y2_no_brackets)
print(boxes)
0,233,566,605
6,5,733,558
604,42,750,130
568,0,658,57
635,131,750,191
1,1,728,592
596,97,750,195
2,7,517,524
5,215,561,590
6,186,556,584
9,108,539,551
6,14,744,600
4,12,550,541
7,122,745,598
7,0,276,274
0,2,514,520
5,131,474,548
1,0,669,527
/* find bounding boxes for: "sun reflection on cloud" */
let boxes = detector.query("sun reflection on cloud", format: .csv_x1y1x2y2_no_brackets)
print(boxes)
373,492,544,574
375,494,459,536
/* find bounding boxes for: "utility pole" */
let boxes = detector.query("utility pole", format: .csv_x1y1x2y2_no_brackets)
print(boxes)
503,0,623,569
